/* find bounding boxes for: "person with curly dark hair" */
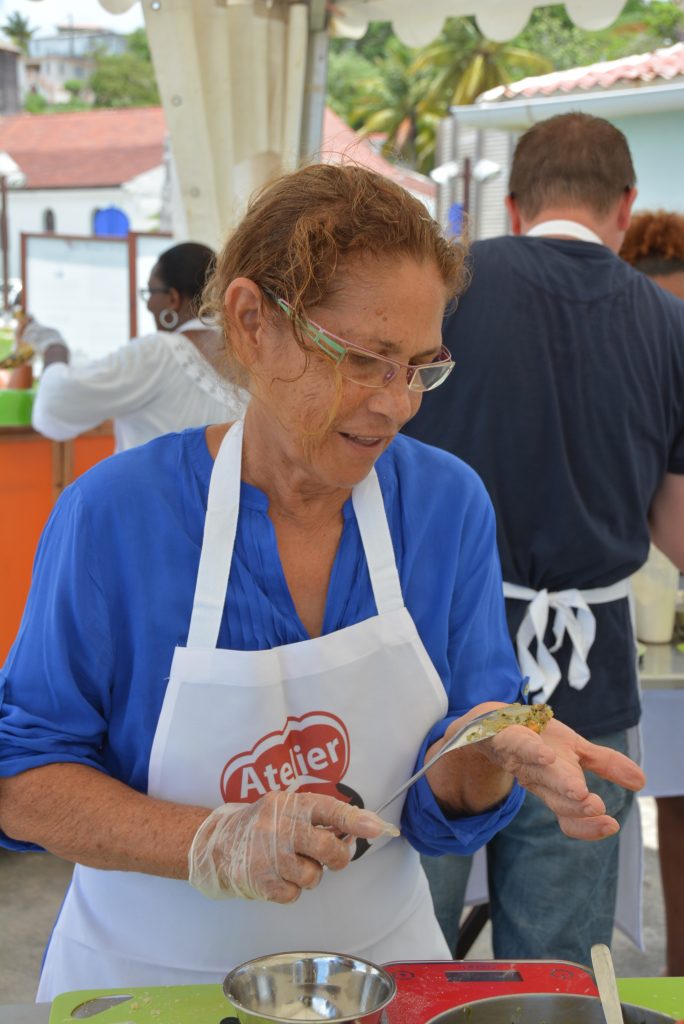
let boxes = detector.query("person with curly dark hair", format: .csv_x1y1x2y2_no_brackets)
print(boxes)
621,209,684,976
621,209,684,301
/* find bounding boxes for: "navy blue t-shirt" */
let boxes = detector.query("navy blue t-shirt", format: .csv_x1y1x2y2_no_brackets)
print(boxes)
404,235,684,737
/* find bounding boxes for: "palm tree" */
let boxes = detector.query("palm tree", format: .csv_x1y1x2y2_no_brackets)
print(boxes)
412,17,553,110
349,38,438,173
2,12,35,55
350,18,551,172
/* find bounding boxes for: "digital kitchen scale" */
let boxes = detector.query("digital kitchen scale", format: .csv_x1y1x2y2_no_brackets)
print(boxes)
383,959,598,1024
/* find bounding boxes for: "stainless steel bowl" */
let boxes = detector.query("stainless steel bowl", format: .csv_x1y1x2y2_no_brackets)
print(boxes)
426,993,676,1024
222,950,397,1024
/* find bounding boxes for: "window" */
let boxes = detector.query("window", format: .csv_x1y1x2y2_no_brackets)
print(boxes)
43,209,56,233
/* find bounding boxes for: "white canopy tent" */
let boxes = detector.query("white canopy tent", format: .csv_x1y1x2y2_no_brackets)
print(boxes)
32,0,635,243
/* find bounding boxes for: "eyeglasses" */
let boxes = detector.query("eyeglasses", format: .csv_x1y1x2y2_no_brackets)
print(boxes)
265,291,454,393
139,286,170,302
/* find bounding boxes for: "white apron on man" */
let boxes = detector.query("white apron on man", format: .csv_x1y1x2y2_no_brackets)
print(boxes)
464,219,644,949
37,420,451,999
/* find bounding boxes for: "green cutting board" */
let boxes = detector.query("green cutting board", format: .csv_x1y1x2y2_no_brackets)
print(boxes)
48,977,684,1024
49,986,231,1024
618,978,684,1020
0,387,35,426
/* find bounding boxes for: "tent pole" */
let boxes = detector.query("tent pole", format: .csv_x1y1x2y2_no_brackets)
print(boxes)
299,0,329,161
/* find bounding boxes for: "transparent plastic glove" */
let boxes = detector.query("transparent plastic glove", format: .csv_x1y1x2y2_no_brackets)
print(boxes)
188,791,399,903
20,320,65,354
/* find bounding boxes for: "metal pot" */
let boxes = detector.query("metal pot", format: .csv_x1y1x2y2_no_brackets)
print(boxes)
426,993,676,1024
222,950,397,1024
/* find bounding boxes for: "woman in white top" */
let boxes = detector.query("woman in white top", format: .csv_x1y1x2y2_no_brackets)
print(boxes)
25,242,248,452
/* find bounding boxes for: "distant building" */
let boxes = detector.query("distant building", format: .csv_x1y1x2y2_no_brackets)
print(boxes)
20,24,127,105
444,42,684,235
0,107,166,277
0,32,20,114
0,104,433,280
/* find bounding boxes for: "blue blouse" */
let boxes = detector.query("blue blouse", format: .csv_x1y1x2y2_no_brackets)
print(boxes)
0,428,525,855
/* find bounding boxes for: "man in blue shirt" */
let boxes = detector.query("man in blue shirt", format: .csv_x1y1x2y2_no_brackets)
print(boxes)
404,112,684,963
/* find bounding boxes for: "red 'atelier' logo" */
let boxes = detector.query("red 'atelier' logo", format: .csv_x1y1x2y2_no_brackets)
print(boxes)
220,711,351,803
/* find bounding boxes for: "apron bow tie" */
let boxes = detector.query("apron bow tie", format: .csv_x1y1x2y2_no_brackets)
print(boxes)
515,587,595,703
503,578,632,704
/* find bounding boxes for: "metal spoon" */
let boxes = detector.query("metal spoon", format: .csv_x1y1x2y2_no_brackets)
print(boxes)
374,703,551,816
591,943,624,1024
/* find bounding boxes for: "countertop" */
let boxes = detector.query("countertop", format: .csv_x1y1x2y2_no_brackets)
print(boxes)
0,650,680,1024
2,977,684,1024
640,642,684,689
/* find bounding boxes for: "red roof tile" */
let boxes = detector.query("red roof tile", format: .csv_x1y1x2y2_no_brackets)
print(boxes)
0,105,434,198
321,107,435,198
480,42,684,101
0,107,166,189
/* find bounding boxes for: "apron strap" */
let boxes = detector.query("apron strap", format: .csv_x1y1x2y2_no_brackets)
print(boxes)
187,424,405,647
352,469,405,615
187,420,243,649
503,577,632,703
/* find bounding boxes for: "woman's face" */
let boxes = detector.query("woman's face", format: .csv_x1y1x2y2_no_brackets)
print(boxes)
146,264,172,330
249,256,450,491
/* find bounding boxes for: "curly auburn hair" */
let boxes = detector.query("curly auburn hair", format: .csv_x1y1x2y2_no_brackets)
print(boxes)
201,162,468,387
620,210,684,275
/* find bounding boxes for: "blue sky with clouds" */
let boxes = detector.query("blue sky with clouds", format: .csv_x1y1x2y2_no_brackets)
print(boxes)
0,0,144,36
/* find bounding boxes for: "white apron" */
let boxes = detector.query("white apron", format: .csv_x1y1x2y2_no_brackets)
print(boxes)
464,220,645,949
38,420,450,1000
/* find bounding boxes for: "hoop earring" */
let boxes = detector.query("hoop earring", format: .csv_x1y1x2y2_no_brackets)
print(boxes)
160,308,179,331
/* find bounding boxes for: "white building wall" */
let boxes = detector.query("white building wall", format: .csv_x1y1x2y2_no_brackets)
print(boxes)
5,182,163,279
21,55,95,103
612,111,684,214
475,130,516,240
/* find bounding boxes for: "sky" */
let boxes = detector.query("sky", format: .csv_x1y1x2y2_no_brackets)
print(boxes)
0,0,144,35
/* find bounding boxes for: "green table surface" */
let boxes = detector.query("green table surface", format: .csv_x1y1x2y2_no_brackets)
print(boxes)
618,978,684,1019
46,977,684,1024
0,388,35,426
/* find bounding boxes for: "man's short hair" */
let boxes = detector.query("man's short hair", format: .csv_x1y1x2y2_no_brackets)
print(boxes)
508,112,636,220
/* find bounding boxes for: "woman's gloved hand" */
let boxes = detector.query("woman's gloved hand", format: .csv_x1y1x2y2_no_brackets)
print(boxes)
188,791,398,903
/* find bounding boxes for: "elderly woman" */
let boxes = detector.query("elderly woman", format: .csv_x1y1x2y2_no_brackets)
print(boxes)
0,165,643,999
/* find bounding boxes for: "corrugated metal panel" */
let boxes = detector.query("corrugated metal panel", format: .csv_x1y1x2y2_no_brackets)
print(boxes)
436,115,514,240
475,130,515,240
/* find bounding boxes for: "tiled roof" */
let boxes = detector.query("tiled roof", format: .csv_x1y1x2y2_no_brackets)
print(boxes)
480,42,684,102
321,107,435,198
0,107,166,189
0,104,434,197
